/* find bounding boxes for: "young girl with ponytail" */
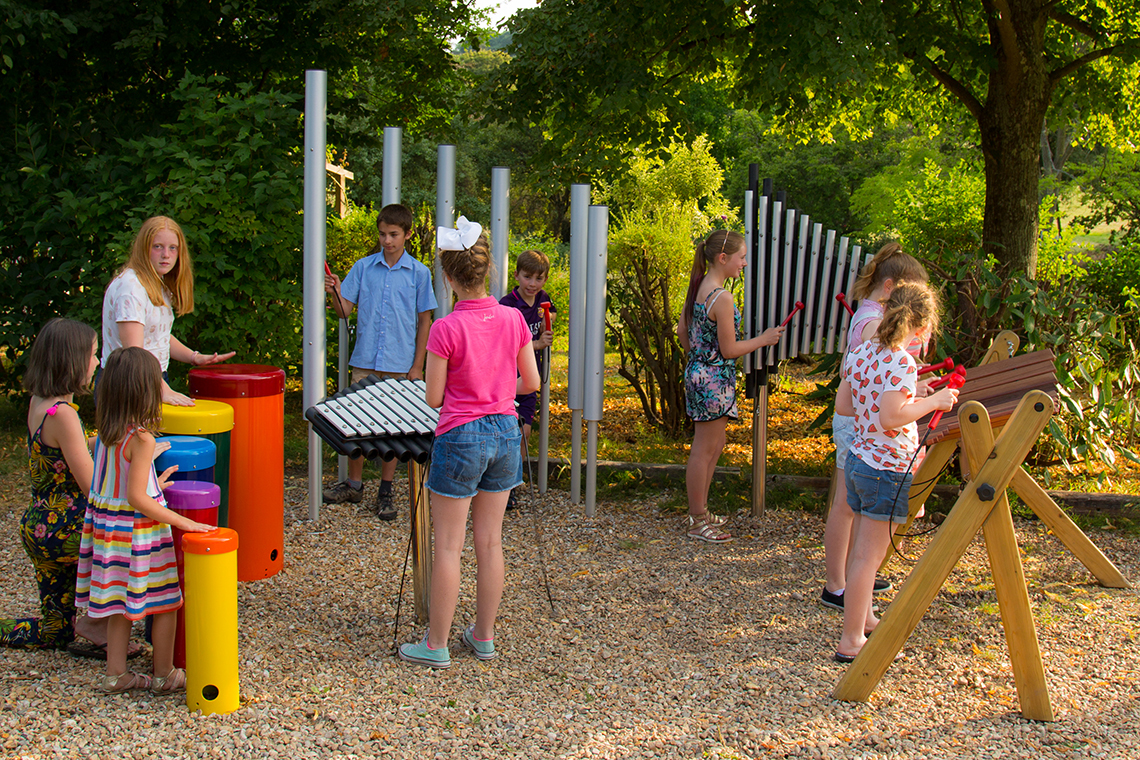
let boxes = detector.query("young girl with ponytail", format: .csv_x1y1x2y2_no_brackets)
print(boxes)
822,243,930,611
834,281,958,662
676,230,785,543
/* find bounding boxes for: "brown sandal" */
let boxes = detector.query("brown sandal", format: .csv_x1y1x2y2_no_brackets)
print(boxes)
687,513,732,543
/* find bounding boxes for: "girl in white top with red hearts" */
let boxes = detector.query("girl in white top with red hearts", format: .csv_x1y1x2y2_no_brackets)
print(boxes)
834,281,958,662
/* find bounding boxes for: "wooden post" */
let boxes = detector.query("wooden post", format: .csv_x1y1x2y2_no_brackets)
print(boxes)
409,461,432,624
751,386,767,516
962,412,1053,721
833,393,1054,716
326,162,355,218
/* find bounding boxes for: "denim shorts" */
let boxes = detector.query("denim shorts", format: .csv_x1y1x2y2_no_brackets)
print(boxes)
832,414,856,469
427,415,523,499
844,452,913,524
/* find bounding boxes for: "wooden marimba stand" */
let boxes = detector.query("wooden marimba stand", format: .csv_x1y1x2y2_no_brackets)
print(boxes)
409,463,432,624
836,346,1130,720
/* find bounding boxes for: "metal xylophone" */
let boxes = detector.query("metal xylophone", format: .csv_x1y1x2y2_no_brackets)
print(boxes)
305,376,437,464
743,174,871,395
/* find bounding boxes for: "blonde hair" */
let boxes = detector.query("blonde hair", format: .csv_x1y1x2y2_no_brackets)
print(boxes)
95,347,164,447
682,230,744,328
852,242,928,300
439,231,493,291
876,282,940,351
121,216,195,316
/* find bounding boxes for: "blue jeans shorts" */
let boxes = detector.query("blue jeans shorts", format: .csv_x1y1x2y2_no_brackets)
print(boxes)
844,452,913,524
832,413,856,469
427,415,523,499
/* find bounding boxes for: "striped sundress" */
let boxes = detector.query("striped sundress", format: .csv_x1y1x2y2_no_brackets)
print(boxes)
75,428,182,620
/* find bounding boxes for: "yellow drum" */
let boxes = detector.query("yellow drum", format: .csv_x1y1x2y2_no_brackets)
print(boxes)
161,400,235,526
183,528,240,715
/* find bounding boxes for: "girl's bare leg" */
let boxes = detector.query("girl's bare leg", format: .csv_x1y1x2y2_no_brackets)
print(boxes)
838,515,897,656
686,418,728,517
104,614,132,678
150,610,177,677
823,469,854,593
427,493,473,649
470,489,510,641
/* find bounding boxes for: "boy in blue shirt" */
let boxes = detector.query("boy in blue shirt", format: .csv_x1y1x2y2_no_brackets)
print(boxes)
499,249,557,509
324,204,437,519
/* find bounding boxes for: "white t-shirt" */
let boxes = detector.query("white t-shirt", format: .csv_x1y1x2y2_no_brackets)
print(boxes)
102,268,174,371
842,339,918,473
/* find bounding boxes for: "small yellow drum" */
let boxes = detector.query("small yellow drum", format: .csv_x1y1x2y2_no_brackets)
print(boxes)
183,528,240,715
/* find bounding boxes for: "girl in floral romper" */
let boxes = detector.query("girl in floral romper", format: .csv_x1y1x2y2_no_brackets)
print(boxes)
676,231,785,542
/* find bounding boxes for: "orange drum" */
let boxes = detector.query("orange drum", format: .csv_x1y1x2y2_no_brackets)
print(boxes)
189,365,285,581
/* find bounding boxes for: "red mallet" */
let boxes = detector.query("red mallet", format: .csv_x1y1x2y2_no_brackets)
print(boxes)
927,367,967,431
918,357,954,376
780,301,805,328
324,261,333,277
540,301,552,332
836,292,854,317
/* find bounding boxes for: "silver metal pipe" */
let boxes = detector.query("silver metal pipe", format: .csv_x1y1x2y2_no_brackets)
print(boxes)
490,167,510,299
382,127,402,205
435,145,456,316
583,205,609,517
567,185,590,503
303,70,328,522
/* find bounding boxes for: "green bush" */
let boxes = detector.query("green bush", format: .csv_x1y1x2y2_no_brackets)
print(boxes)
1,73,304,391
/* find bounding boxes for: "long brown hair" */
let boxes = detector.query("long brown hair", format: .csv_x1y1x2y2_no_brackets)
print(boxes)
682,230,743,328
95,347,164,447
121,216,195,315
23,318,97,398
876,281,940,351
852,242,928,300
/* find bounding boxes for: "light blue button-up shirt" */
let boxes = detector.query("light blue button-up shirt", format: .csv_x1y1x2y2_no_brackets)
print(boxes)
341,250,437,373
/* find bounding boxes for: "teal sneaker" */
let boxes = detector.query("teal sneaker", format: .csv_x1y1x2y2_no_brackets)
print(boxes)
398,635,451,669
461,625,497,661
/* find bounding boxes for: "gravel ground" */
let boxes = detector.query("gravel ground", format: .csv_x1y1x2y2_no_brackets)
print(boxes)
2,470,1139,759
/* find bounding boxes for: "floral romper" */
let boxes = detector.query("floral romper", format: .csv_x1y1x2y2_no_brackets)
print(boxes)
684,288,741,422
0,402,89,648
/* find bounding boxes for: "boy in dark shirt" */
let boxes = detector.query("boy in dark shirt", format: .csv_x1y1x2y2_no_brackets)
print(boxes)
499,250,557,508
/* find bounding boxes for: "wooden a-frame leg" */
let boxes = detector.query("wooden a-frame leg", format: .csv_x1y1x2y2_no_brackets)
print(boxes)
410,461,433,625
833,393,1054,703
1009,469,1130,589
962,419,1054,721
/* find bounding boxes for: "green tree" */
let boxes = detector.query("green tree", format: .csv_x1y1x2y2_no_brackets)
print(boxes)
493,0,1140,278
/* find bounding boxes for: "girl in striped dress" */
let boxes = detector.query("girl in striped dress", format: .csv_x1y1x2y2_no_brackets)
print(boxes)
75,347,212,693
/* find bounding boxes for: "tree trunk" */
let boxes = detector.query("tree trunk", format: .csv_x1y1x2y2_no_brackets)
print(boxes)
977,1,1054,279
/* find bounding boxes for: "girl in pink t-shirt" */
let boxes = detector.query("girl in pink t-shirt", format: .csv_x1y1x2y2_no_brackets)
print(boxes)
398,219,540,669
834,282,958,663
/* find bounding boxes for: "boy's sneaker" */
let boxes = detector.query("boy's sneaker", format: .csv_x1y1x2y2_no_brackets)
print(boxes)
323,480,363,504
374,481,396,521
873,577,893,595
398,636,451,669
461,625,497,661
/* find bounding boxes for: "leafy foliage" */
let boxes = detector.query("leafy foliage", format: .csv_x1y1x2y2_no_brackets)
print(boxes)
604,138,734,439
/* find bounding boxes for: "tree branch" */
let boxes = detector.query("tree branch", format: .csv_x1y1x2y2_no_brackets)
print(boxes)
1050,42,1137,84
906,53,984,121
1047,9,1103,41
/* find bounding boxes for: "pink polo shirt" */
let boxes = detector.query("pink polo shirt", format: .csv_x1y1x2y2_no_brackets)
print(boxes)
427,297,532,436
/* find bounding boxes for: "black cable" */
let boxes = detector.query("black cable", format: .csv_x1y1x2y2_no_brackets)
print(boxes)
391,455,421,652
521,413,558,614
885,425,938,562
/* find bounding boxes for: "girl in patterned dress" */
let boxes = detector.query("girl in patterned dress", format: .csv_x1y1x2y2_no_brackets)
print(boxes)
75,347,212,693
834,282,958,663
676,230,785,543
2,319,102,650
